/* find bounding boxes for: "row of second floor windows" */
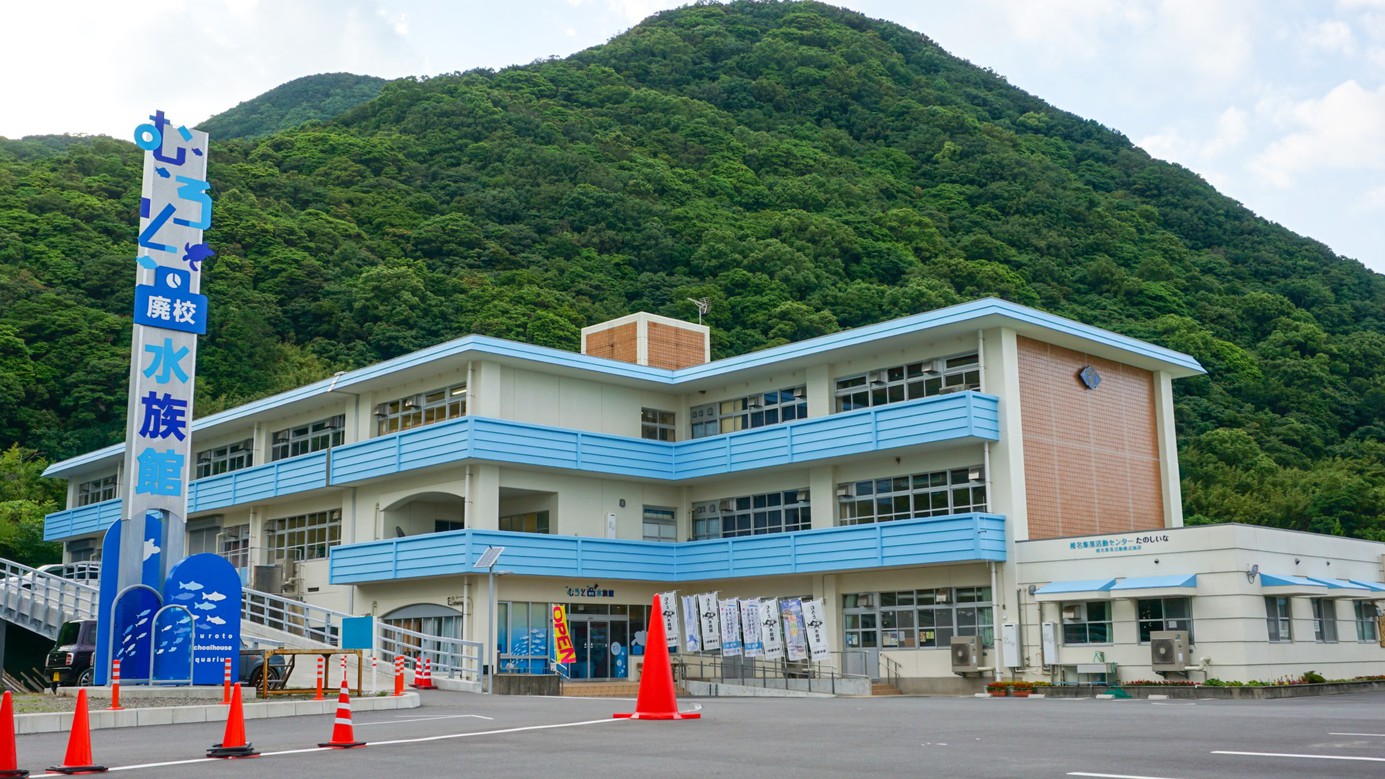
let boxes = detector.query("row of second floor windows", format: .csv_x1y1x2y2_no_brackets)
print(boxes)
835,353,980,412
76,474,118,506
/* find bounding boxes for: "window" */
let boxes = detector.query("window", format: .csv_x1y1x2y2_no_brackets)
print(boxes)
691,489,810,540
642,507,677,542
270,415,344,462
1355,601,1379,643
499,510,550,534
374,384,466,436
497,602,552,674
1137,597,1192,643
76,474,117,506
186,519,220,556
843,587,994,650
835,353,980,412
195,439,253,479
434,520,465,534
1061,601,1112,645
1265,596,1292,642
221,524,249,569
641,409,675,441
265,509,341,562
837,467,986,526
1311,598,1338,643
689,387,806,439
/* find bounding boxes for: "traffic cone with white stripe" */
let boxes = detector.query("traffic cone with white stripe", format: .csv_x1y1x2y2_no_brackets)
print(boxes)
0,691,29,779
411,657,433,690
318,670,366,749
207,684,258,759
47,688,106,774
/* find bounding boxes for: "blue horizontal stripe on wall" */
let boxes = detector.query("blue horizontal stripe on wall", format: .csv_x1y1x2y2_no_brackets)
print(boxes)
46,394,997,542
329,512,1006,585
43,453,330,542
327,392,999,485
43,499,122,542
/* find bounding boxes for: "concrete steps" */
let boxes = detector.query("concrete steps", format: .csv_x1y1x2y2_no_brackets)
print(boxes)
871,682,903,696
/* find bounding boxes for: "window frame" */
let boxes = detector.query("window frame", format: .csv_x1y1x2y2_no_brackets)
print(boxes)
195,439,254,479
76,474,117,506
1060,600,1113,645
374,383,467,437
1265,596,1293,642
265,509,341,562
640,408,675,442
843,587,994,650
642,506,677,543
835,352,981,412
1136,596,1193,644
1311,598,1339,643
270,415,345,462
836,466,986,526
689,387,806,439
1354,600,1380,643
499,510,550,535
691,488,810,540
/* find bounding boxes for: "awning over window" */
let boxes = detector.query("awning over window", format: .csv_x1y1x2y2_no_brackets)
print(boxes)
1260,573,1328,596
1348,579,1385,597
1033,578,1115,602
1306,577,1372,594
1107,574,1198,598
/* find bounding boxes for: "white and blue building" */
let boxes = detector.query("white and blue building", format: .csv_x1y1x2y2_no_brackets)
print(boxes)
42,299,1385,690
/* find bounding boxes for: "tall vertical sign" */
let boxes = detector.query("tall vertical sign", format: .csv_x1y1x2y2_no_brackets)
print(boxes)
118,110,213,593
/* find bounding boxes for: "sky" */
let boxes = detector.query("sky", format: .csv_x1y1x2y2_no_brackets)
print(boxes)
2,0,1382,275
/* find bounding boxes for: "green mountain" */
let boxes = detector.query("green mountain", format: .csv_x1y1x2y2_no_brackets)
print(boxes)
1,0,1383,541
200,72,386,140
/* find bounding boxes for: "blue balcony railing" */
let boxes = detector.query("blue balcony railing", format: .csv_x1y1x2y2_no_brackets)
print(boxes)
329,512,1006,585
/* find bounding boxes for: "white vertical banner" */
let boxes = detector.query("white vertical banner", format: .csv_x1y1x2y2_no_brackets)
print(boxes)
740,599,764,657
698,593,721,652
659,591,680,648
801,598,831,662
681,595,702,653
781,598,808,661
760,597,785,660
718,599,743,656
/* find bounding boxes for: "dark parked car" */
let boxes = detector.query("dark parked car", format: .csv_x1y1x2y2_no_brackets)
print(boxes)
45,619,285,688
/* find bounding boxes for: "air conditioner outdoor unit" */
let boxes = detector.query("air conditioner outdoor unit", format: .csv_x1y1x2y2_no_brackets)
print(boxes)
836,484,856,499
950,635,981,674
869,370,890,385
251,564,282,594
1150,630,1189,672
718,499,736,512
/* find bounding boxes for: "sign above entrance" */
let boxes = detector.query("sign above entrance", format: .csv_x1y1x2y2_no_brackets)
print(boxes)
566,583,615,598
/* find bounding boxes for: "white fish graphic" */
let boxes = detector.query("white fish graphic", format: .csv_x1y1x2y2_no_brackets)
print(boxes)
201,591,227,602
142,538,161,561
157,648,165,655
136,618,148,628
192,602,216,611
206,616,227,625
137,609,152,618
137,632,148,640
179,581,204,591
161,625,172,632
173,592,195,601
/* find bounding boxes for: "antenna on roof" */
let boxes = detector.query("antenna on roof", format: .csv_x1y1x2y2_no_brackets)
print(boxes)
687,298,710,325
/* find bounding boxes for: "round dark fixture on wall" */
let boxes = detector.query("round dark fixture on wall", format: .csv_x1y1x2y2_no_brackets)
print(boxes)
1078,365,1102,390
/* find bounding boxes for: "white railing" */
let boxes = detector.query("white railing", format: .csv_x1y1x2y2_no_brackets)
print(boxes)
0,560,99,638
378,621,483,682
241,588,339,646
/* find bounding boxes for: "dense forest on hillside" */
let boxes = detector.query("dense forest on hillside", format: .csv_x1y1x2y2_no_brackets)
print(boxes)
200,72,386,140
1,1,1383,546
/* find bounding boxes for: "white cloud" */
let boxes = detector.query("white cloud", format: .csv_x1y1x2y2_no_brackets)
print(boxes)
1251,80,1385,186
1304,19,1357,54
1357,184,1385,211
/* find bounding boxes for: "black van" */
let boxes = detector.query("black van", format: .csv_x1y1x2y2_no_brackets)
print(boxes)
44,619,286,688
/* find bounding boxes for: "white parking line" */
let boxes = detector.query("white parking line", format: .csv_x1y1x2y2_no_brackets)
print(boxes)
1067,772,1187,778
1329,732,1385,737
1213,750,1385,763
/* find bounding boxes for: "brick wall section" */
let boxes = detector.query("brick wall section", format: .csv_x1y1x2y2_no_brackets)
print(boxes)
1018,336,1164,540
584,322,638,363
647,321,708,370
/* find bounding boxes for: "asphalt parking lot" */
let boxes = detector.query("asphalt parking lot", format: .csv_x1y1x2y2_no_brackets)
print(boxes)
13,689,1385,778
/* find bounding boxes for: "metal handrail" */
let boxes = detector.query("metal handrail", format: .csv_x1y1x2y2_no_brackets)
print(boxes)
879,652,903,689
379,621,483,682
0,559,100,638
241,589,339,645
675,652,869,695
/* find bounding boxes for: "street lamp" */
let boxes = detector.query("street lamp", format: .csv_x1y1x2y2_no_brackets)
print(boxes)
474,546,506,694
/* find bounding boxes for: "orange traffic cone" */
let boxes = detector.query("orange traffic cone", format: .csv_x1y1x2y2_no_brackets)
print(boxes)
0,691,28,779
47,688,106,774
614,594,700,721
317,675,366,749
207,684,258,759
411,657,433,690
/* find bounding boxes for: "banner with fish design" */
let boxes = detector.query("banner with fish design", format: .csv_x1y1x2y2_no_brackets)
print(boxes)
149,605,195,683
164,553,243,684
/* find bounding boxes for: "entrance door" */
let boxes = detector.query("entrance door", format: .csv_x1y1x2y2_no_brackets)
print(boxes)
569,618,632,679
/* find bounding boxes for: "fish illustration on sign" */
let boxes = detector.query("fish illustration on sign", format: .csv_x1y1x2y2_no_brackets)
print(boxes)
173,592,195,601
136,618,149,628
206,616,227,625
201,591,226,602
143,538,161,561
137,609,152,618
179,581,203,591
192,602,216,611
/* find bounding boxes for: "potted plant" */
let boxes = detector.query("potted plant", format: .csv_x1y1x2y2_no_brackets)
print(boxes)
985,681,1009,697
1010,681,1035,698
